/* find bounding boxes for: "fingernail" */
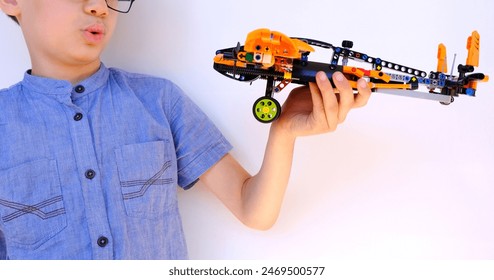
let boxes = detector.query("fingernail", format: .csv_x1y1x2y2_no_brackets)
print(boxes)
358,79,367,88
334,72,344,82
317,71,328,81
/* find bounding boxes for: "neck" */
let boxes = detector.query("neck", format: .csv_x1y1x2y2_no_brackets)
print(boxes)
30,59,102,85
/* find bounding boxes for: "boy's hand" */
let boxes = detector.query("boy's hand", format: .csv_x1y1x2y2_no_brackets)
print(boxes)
202,71,371,230
273,71,371,137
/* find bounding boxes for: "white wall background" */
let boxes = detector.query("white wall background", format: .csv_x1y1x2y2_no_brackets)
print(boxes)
1,0,493,259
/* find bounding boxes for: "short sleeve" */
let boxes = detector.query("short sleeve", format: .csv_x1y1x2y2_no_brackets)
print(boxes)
166,84,233,189
0,229,6,259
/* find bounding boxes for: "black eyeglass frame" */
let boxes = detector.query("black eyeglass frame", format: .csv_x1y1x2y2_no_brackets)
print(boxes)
106,0,135,14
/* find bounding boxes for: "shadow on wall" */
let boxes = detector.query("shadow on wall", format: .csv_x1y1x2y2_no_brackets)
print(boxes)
103,0,191,76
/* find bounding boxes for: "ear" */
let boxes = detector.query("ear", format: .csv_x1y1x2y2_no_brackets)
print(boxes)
0,0,20,17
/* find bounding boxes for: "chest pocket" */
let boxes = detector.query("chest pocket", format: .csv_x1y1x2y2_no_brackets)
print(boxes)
0,159,67,249
114,140,178,219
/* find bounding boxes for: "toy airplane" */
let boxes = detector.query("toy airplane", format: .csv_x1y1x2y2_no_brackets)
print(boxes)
213,28,489,123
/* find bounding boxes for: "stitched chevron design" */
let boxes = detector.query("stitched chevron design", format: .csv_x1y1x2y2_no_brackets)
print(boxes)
0,196,66,223
121,161,173,200
120,178,174,188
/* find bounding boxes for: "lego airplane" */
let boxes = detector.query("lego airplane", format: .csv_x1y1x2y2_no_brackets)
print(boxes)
214,28,489,123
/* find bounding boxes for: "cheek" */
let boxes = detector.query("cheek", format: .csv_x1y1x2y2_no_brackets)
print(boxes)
104,16,119,42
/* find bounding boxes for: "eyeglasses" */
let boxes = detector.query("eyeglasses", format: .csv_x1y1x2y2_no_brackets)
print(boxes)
106,0,135,13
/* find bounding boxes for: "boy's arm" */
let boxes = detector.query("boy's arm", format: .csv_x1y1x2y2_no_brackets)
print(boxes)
200,71,371,230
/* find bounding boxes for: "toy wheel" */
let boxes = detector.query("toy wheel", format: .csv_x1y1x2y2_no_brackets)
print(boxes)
440,96,454,105
252,97,281,123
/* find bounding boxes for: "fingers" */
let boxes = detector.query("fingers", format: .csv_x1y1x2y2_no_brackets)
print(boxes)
331,72,355,123
314,72,338,130
315,71,371,127
354,78,372,108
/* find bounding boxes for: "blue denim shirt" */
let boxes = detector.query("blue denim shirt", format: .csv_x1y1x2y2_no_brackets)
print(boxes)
0,64,232,259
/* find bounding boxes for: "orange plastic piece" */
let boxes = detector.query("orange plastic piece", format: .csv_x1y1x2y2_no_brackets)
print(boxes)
213,54,247,68
372,83,412,90
436,43,448,73
465,76,489,91
343,66,366,78
243,28,314,67
466,31,480,67
342,66,391,83
347,81,411,91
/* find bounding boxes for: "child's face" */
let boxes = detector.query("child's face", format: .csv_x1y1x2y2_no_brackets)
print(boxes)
13,0,118,72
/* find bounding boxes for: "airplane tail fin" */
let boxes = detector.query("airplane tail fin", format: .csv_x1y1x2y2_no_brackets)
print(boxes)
436,43,448,73
466,31,480,67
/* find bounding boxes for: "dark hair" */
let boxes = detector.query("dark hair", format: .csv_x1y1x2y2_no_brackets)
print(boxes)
8,15,19,24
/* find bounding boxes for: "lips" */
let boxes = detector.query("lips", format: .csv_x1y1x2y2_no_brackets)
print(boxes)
83,24,106,44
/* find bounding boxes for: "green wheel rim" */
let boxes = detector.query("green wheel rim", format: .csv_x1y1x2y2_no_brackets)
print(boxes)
252,97,281,123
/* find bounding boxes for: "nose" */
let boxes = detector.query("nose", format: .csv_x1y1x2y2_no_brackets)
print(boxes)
84,0,110,17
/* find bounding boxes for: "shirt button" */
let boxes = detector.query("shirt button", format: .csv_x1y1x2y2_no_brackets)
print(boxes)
97,236,109,248
85,169,96,180
73,113,83,121
74,85,85,94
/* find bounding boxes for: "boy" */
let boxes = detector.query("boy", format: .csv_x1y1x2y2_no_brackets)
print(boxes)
0,0,371,259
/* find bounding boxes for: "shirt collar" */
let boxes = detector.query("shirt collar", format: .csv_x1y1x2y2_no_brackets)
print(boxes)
21,63,110,103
